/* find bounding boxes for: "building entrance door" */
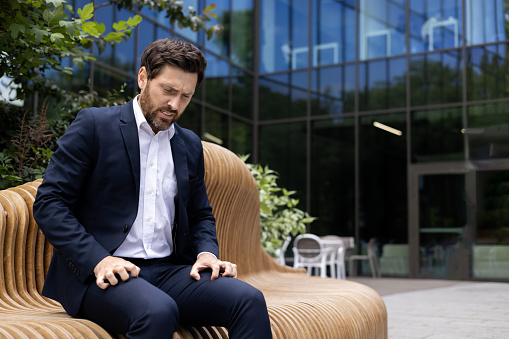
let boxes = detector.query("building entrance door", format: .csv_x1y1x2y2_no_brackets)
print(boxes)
409,162,474,280
409,160,509,280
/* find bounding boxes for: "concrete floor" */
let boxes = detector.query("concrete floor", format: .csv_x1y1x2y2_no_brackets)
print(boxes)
347,277,509,339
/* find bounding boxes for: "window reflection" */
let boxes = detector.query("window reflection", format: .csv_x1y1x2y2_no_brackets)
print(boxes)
409,0,462,53
312,65,355,116
410,51,462,106
466,0,507,45
359,113,407,267
259,74,291,120
466,44,509,101
231,119,252,156
232,67,253,119
203,108,228,146
359,0,406,60
411,107,464,163
359,57,406,111
310,118,355,236
205,0,230,58
260,0,290,73
205,53,229,111
259,122,307,207
312,0,356,64
231,1,254,69
467,102,509,160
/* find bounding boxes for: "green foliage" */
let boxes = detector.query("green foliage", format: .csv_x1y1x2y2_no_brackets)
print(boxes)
0,0,142,99
240,155,316,257
0,104,53,190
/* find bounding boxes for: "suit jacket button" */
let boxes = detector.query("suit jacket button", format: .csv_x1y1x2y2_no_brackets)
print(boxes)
123,225,129,233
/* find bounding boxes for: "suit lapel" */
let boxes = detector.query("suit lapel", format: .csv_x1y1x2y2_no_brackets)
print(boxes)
171,126,189,203
119,100,141,196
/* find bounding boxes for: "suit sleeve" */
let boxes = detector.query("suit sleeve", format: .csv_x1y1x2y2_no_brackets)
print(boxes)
186,140,220,259
33,109,110,283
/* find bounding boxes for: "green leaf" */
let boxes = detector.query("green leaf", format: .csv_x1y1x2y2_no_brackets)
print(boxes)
46,0,66,7
30,27,49,43
112,20,127,31
77,3,94,21
43,5,64,25
82,21,100,36
60,20,78,36
9,23,25,39
50,32,64,46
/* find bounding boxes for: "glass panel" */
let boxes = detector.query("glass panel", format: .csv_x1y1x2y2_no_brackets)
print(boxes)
231,67,253,119
311,64,355,116
467,102,509,161
312,0,356,65
203,108,228,146
310,118,355,236
359,57,406,111
204,53,229,111
260,0,290,73
466,0,507,45
290,0,309,69
156,26,173,40
474,170,509,280
291,71,308,118
411,107,464,163
409,0,462,53
259,122,307,207
231,0,254,69
466,43,509,101
93,66,135,102
137,19,157,72
231,118,252,156
205,0,230,58
360,113,407,276
410,50,462,106
259,73,291,120
418,174,467,279
178,100,201,136
359,0,406,60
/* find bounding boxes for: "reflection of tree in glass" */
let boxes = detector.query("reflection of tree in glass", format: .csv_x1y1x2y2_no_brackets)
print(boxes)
213,9,254,69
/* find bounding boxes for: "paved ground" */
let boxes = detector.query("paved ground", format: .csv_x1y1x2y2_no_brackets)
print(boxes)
348,277,509,339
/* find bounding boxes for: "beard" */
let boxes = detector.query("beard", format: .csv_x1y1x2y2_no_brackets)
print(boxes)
139,83,180,132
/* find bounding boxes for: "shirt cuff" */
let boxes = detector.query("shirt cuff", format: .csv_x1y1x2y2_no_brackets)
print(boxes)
197,252,217,259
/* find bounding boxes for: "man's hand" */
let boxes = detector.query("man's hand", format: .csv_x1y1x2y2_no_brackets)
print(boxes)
93,256,141,289
190,253,237,281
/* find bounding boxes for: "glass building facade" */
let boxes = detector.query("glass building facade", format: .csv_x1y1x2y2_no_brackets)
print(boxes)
62,0,509,281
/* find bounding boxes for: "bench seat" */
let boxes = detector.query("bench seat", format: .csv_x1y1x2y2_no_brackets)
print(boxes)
0,141,387,338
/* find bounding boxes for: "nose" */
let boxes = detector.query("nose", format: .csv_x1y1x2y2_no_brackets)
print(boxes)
167,96,180,111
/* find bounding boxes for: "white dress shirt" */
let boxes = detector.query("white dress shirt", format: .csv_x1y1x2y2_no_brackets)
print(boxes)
114,97,177,258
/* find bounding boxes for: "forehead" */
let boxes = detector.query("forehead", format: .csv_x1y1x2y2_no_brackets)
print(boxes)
152,64,198,91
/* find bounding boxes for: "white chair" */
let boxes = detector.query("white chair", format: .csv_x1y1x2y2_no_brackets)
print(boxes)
321,235,347,279
348,238,381,278
274,236,292,265
293,234,333,278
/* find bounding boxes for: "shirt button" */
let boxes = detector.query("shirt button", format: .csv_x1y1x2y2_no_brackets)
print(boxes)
150,161,155,167
148,189,154,195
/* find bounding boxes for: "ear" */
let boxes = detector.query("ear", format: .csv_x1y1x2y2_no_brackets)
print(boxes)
138,67,148,90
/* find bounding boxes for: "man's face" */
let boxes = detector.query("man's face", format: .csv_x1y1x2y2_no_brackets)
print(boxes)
137,64,197,133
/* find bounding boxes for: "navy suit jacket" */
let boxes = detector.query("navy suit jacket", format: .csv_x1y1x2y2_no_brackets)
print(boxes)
33,99,219,316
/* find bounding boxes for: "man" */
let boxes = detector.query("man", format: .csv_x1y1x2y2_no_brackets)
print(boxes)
33,38,273,338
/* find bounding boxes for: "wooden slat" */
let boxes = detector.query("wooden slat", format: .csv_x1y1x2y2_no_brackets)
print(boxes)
0,141,387,338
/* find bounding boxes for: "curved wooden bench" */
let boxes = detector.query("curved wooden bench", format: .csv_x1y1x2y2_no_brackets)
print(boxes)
0,141,387,338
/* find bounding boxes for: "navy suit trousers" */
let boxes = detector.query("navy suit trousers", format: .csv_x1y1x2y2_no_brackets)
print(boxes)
78,257,272,339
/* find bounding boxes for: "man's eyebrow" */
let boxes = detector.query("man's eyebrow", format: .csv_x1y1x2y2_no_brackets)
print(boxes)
163,84,194,96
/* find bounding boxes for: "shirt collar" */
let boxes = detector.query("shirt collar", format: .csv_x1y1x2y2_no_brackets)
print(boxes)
133,95,175,140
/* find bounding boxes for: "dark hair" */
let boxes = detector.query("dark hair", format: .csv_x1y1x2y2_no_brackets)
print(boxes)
140,38,207,89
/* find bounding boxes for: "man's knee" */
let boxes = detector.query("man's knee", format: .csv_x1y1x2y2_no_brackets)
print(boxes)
129,296,179,337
